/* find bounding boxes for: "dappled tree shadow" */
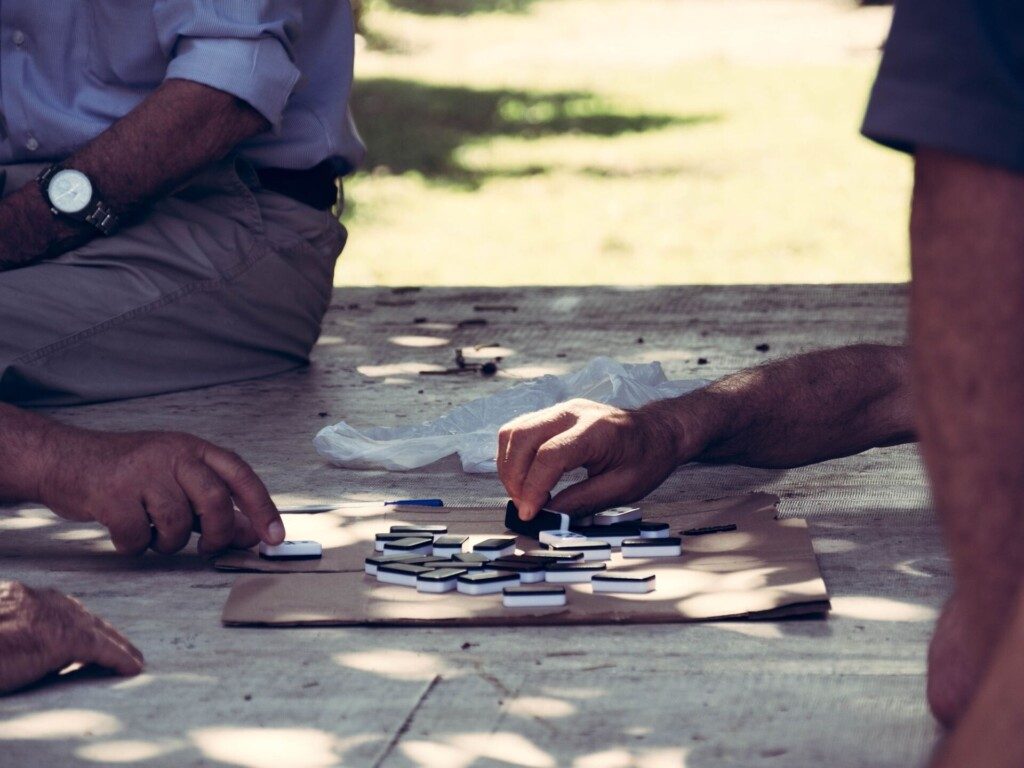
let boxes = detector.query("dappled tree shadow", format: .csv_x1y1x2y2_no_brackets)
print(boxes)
351,78,718,186
382,0,541,16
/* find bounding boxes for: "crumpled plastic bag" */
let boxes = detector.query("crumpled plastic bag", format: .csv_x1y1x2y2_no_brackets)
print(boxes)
313,356,707,474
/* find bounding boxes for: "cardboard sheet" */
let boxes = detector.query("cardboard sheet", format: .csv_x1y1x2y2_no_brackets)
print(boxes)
221,493,830,626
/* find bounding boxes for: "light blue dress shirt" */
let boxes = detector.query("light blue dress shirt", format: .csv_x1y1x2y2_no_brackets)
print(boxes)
0,1,365,172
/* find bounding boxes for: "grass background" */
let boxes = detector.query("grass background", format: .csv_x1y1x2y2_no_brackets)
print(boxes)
337,0,910,286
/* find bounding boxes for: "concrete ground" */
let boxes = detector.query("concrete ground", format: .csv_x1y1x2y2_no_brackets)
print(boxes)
0,285,943,767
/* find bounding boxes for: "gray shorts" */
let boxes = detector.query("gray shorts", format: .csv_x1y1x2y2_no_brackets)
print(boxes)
0,160,346,405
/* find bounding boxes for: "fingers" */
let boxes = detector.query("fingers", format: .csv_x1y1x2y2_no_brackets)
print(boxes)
498,408,579,511
229,509,259,550
516,427,595,520
34,589,144,681
144,487,194,555
79,612,144,677
176,460,237,555
103,504,153,556
200,446,284,546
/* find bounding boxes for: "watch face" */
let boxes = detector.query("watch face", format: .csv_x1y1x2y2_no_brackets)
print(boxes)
48,169,93,214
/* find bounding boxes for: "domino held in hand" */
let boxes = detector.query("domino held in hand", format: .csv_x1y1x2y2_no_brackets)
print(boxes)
259,540,323,560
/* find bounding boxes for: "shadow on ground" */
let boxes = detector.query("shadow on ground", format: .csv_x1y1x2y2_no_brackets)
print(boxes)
351,78,718,186
382,0,541,16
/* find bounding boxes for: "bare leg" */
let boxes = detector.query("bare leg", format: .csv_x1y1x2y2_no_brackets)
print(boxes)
931,586,1024,768
911,148,1024,726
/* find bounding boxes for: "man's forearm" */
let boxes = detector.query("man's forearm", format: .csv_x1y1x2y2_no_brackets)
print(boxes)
0,79,268,269
0,404,58,502
648,343,915,468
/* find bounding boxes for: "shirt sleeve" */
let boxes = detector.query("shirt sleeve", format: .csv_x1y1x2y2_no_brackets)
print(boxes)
154,1,303,131
862,0,1024,173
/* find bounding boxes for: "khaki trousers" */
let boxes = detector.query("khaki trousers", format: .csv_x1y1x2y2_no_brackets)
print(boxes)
0,160,345,405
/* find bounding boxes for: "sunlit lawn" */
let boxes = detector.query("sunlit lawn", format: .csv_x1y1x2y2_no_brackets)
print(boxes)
338,0,910,286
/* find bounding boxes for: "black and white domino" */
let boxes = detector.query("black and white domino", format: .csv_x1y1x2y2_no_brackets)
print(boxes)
546,539,611,561
456,571,519,595
539,530,589,547
432,535,469,557
621,537,682,558
382,536,434,556
638,521,671,539
364,553,422,575
259,541,323,560
503,585,567,608
390,524,448,539
524,549,585,563
488,558,546,583
453,552,491,565
374,532,408,552
416,567,469,593
593,506,642,526
473,537,517,560
592,573,656,594
544,562,607,583
377,563,434,587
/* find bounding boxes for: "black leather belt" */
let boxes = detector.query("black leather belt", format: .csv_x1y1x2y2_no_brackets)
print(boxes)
256,160,340,210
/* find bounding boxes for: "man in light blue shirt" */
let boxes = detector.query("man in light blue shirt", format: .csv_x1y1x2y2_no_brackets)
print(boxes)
0,1,365,404
0,2,365,674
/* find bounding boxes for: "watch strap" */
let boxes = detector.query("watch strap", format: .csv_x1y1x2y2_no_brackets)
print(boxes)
82,200,119,236
37,163,121,236
36,163,60,189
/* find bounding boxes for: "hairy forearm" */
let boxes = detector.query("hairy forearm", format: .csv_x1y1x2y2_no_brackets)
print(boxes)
0,79,268,269
647,344,915,469
0,404,58,502
58,79,268,212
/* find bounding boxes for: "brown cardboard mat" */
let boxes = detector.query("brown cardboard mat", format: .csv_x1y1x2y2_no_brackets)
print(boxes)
220,492,830,627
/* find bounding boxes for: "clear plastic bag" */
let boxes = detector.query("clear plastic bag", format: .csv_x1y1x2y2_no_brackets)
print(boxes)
313,357,706,473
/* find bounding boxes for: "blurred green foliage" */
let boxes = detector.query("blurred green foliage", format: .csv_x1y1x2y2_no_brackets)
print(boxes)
339,0,912,286
351,78,713,186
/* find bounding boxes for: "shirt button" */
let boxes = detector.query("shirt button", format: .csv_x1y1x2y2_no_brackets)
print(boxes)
12,30,24,46
25,137,38,151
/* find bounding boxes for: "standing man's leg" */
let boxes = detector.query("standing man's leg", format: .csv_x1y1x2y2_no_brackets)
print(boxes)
930,584,1024,768
860,0,1024,731
910,149,1024,726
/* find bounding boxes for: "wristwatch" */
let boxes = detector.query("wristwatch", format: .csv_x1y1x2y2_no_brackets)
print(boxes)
37,165,120,236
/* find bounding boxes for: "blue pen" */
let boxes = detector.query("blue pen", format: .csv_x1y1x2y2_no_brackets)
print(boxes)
277,498,444,513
